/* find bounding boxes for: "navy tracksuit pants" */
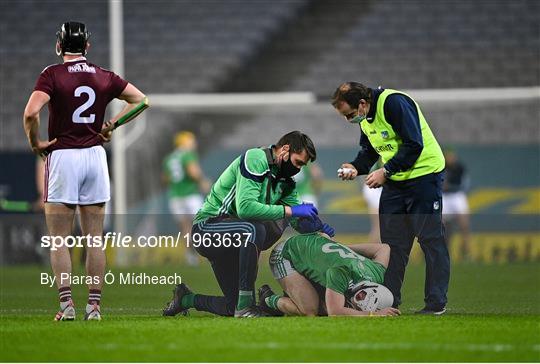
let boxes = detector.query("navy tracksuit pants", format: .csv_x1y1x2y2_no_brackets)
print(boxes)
380,172,450,309
191,217,286,316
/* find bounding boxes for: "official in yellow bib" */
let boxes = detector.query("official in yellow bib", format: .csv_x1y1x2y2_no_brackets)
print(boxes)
332,82,450,314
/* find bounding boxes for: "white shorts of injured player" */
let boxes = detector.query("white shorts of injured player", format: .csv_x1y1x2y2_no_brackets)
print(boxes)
348,281,394,312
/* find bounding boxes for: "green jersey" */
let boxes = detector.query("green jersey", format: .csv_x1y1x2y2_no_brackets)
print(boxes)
163,150,199,197
282,233,386,294
193,147,302,224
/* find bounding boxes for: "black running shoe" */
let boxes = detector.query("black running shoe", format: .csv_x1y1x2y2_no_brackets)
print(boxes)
414,306,447,315
234,305,270,318
162,283,192,316
258,284,284,317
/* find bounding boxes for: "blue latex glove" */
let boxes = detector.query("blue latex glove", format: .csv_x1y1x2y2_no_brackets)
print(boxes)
290,203,318,219
297,215,323,233
297,215,336,237
320,223,335,237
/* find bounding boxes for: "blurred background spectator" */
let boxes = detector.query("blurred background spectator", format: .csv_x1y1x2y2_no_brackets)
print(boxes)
442,148,471,260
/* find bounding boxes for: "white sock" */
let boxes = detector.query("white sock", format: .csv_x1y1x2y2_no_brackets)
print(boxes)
58,287,72,310
86,303,97,314
60,300,71,310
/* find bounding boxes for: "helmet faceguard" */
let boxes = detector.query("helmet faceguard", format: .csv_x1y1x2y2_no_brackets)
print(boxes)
56,22,90,57
347,281,394,312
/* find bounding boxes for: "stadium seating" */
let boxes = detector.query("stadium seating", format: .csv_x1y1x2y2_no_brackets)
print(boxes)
1,0,538,151
290,0,540,95
123,0,307,94
0,0,306,150
219,0,540,94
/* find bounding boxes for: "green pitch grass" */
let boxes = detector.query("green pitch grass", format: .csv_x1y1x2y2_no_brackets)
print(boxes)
1,261,539,362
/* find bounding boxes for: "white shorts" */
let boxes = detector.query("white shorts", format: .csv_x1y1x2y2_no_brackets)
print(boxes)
168,194,203,217
44,146,110,205
442,191,469,215
362,184,382,211
269,241,297,280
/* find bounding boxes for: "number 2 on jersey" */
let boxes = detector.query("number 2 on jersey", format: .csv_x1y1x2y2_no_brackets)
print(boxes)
72,86,96,123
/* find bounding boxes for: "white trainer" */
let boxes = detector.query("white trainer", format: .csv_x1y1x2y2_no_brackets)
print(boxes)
84,303,102,321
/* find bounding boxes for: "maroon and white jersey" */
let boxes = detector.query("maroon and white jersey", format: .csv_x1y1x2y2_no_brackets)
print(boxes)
34,57,128,151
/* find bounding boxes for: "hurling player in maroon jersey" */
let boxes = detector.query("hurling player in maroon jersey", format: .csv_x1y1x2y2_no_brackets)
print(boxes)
23,22,148,321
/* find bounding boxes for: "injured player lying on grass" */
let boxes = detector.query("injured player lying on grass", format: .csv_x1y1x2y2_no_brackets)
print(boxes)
162,217,398,318
259,227,400,317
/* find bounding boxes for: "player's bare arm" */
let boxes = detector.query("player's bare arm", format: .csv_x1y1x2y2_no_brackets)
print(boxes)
101,83,148,135
23,90,57,158
310,163,324,195
348,243,391,268
185,162,211,194
325,289,400,317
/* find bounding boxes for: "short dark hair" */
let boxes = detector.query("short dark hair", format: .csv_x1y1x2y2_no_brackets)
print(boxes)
276,131,316,162
331,82,372,108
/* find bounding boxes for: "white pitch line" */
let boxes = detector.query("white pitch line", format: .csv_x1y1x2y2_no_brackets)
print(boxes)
90,341,540,353
242,341,540,353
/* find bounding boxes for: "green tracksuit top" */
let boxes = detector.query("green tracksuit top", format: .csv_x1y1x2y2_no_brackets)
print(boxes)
193,147,302,224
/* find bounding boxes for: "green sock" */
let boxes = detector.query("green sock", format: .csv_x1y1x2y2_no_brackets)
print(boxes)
181,293,196,309
236,290,253,310
265,294,282,310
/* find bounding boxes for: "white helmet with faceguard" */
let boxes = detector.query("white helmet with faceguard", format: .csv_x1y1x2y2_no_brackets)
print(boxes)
347,281,394,312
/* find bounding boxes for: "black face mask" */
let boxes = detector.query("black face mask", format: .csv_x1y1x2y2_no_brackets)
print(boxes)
279,158,300,178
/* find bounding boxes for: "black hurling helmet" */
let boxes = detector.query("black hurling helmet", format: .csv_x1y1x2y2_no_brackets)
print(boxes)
56,22,90,56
